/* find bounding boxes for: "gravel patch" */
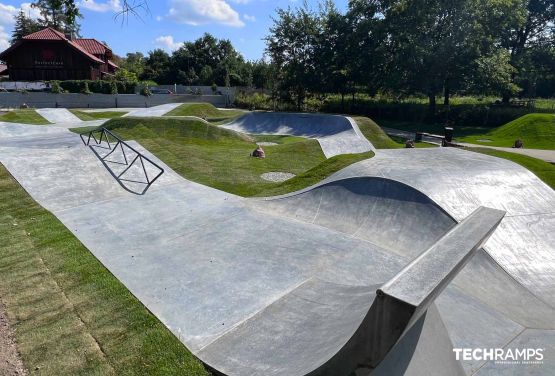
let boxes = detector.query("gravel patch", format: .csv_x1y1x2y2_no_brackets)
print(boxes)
0,299,28,376
260,172,296,182
477,139,493,142
257,142,278,146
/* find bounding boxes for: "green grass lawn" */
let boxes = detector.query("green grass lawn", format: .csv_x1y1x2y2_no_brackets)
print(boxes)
164,103,244,124
0,165,209,376
458,113,555,149
73,117,374,197
70,110,127,121
466,147,555,190
353,116,401,149
0,109,50,125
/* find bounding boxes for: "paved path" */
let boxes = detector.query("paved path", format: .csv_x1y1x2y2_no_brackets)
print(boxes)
458,142,555,163
382,126,555,163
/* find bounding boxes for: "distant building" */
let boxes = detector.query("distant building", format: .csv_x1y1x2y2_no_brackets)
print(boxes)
0,27,118,81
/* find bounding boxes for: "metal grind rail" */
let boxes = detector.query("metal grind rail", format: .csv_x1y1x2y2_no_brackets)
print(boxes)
80,127,164,194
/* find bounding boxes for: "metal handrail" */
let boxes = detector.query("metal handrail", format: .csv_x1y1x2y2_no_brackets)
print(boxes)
80,127,164,193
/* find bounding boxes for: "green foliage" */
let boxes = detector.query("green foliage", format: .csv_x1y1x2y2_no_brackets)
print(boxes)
50,80,62,94
57,80,136,94
31,0,82,34
113,68,139,83
80,81,91,94
110,80,118,95
10,10,41,43
140,84,151,97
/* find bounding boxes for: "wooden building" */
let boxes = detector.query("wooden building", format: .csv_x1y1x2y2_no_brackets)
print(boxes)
0,27,118,81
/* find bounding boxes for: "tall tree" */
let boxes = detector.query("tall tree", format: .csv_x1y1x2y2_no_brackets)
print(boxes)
11,10,42,42
31,0,82,33
265,4,320,109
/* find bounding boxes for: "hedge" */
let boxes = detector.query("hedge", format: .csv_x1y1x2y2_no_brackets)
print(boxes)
53,80,137,94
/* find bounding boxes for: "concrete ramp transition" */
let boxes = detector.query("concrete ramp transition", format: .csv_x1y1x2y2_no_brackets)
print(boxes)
0,124,554,375
223,112,375,158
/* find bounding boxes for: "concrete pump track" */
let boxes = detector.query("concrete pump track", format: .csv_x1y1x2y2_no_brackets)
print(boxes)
0,105,554,376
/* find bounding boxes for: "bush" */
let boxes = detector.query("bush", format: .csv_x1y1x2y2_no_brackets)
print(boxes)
140,84,151,97
81,81,92,95
110,81,118,95
51,81,62,94
57,80,136,94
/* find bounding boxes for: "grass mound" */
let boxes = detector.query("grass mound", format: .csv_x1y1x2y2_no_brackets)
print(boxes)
0,109,50,125
82,117,373,196
0,165,209,375
70,110,127,121
164,103,244,123
459,113,555,149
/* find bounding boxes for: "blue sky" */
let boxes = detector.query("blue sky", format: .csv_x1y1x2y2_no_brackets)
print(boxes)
0,0,348,61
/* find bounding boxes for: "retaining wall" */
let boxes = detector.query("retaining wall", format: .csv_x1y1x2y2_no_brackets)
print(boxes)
0,92,227,109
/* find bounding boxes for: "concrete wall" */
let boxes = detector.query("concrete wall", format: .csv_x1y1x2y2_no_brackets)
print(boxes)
0,92,227,109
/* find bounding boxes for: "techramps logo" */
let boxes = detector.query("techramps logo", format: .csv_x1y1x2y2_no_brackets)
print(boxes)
453,348,545,366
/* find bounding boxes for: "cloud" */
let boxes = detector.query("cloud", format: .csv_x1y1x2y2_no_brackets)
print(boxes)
243,14,255,22
155,35,183,51
0,2,41,52
168,0,244,27
79,0,122,12
155,15,163,21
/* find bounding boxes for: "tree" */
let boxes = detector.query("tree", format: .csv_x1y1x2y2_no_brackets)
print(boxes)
141,49,171,84
31,0,82,33
265,4,320,109
11,10,42,43
120,52,145,77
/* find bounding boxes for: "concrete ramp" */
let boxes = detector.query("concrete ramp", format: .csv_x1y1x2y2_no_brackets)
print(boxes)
36,108,81,123
222,112,374,158
123,103,183,117
1,124,554,375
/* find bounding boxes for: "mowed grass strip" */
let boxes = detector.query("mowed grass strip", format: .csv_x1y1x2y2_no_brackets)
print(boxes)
0,166,210,375
70,110,127,121
164,103,244,124
0,109,50,125
466,147,555,190
459,113,555,149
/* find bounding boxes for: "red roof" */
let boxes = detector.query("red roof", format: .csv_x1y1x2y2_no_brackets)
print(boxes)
5,27,105,64
23,27,66,40
74,39,108,55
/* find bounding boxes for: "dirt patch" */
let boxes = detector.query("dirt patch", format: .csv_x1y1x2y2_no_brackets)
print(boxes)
0,299,28,376
260,172,296,182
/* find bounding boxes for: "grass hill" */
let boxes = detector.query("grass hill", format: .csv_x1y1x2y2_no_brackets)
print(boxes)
79,117,374,196
459,113,555,149
164,103,244,124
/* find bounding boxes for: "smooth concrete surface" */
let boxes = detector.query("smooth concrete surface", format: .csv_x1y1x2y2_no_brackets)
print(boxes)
123,103,184,117
36,108,82,123
222,112,375,158
1,122,554,375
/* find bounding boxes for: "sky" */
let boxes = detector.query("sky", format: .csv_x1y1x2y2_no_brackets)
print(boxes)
0,0,348,61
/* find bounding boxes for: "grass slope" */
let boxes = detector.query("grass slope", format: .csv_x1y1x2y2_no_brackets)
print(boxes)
353,117,437,148
78,117,373,197
467,147,555,190
70,110,127,121
165,103,244,124
0,109,50,125
459,113,555,149
0,165,209,376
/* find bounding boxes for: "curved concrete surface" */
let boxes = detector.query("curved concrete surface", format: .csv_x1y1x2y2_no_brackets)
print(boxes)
222,112,375,158
36,108,82,123
0,123,554,375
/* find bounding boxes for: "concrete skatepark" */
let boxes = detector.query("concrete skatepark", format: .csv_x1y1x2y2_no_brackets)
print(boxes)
0,105,554,375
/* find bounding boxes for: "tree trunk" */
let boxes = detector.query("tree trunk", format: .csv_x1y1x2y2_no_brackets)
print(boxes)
428,92,436,114
443,80,450,106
